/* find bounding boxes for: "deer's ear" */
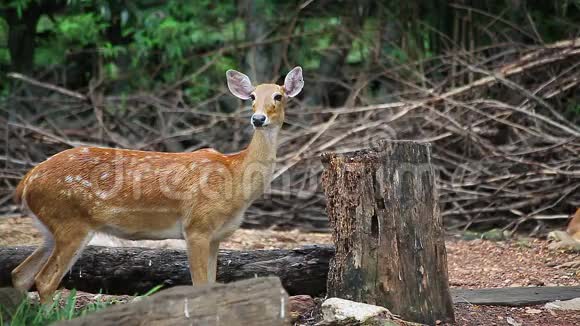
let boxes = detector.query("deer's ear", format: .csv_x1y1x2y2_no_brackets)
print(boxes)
226,70,254,100
284,66,304,98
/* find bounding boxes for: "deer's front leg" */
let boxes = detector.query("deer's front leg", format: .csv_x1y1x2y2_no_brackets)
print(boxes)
183,230,210,285
208,240,220,282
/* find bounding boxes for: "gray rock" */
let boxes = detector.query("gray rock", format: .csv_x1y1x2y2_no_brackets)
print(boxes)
544,297,580,310
321,298,391,323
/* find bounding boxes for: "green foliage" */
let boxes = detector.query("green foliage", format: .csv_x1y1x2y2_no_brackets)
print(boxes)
1,0,33,18
0,290,112,326
0,286,164,326
1,0,579,113
0,18,9,65
299,17,341,70
58,13,107,45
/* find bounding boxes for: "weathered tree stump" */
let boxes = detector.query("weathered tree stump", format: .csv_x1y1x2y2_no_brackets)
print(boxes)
57,277,289,326
321,140,455,324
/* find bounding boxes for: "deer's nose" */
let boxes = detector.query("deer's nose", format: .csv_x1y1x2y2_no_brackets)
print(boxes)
251,114,267,127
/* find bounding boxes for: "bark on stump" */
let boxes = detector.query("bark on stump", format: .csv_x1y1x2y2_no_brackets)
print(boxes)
321,140,455,324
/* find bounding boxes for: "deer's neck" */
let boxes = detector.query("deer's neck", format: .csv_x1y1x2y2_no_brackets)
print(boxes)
244,126,280,165
238,126,280,201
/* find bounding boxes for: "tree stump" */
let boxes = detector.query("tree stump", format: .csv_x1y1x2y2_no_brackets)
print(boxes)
321,140,455,324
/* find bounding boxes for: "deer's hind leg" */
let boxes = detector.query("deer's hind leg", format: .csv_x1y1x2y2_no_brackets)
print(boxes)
34,221,93,303
11,239,54,292
11,211,55,292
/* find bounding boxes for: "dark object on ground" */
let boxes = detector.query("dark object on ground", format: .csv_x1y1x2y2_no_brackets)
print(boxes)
0,245,333,296
56,277,289,326
452,286,580,306
321,141,455,325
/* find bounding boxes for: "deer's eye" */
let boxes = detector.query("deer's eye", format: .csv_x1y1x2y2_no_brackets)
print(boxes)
249,94,255,101
273,94,282,101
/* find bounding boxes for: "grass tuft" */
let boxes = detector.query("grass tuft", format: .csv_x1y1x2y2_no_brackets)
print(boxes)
0,290,112,326
0,285,163,326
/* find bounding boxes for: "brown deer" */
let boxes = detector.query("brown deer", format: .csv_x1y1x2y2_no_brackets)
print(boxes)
12,67,304,303
566,208,580,241
548,208,580,269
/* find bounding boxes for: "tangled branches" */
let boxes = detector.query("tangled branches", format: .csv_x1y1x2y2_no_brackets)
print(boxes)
263,38,580,232
2,39,580,233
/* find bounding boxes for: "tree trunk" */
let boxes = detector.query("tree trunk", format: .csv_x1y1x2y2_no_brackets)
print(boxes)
57,277,289,326
321,140,455,325
3,1,66,74
0,245,333,296
242,0,273,83
4,8,40,74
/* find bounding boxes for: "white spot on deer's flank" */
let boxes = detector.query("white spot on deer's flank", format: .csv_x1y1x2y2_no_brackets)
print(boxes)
75,175,82,181
96,191,109,200
100,172,109,180
65,176,74,183
184,298,190,318
81,180,92,188
81,148,89,153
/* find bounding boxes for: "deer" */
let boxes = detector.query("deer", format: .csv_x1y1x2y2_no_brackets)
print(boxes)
547,208,580,268
11,66,304,303
566,208,580,241
548,208,580,245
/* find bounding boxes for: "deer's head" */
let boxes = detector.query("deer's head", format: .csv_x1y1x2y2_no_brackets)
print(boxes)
226,67,304,129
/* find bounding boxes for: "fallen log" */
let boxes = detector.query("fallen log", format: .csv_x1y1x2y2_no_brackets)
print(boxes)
0,245,333,296
452,286,580,306
3,246,580,307
57,277,289,326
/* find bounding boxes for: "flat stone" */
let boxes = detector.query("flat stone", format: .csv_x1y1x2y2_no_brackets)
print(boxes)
321,297,391,323
544,297,580,310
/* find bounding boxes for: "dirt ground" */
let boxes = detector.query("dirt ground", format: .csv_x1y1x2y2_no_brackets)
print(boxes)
2,216,580,325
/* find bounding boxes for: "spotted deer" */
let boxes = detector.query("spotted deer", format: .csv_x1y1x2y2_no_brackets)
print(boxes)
548,208,580,269
12,67,304,303
566,208,580,241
